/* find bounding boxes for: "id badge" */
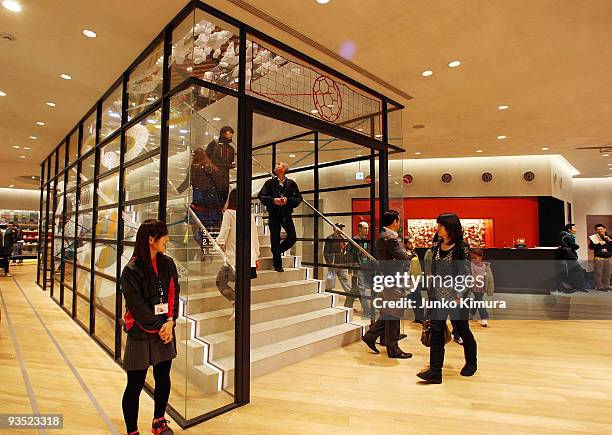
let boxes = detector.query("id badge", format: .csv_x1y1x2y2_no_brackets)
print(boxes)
154,303,169,315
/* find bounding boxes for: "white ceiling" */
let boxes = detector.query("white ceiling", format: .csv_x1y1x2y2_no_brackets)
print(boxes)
0,0,611,190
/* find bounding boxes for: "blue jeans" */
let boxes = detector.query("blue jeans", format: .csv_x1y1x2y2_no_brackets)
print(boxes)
192,189,222,246
470,292,489,320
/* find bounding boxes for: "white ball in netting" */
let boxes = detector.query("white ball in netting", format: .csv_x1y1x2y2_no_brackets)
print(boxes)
101,150,120,170
125,124,149,162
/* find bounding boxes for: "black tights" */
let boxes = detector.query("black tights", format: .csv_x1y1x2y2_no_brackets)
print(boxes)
122,359,172,433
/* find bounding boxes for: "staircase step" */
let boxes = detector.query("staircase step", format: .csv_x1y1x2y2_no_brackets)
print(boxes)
181,267,308,289
186,255,296,274
202,307,349,360
215,323,362,380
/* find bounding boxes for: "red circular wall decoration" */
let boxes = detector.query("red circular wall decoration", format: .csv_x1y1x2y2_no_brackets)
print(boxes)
403,174,413,185
523,171,536,182
481,172,493,183
441,173,453,184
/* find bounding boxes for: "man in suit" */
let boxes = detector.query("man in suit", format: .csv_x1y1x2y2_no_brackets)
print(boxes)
361,210,412,358
258,162,303,272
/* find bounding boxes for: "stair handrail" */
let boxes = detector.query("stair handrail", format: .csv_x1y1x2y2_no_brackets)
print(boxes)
251,156,379,265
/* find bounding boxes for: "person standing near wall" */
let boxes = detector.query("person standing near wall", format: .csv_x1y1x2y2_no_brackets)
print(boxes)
258,162,302,272
558,223,586,293
323,223,353,300
121,220,180,435
0,222,14,277
469,248,495,326
589,224,612,291
206,126,235,231
11,223,24,264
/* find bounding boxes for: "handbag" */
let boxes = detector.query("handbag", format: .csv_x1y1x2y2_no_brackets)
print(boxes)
420,313,452,347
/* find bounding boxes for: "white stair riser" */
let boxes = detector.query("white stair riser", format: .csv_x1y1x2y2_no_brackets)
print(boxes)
186,255,295,274
182,268,307,289
173,353,221,394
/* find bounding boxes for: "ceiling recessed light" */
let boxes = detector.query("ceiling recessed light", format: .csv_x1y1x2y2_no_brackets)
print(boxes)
2,1,21,12
29,136,37,140
23,146,30,150
541,147,550,151
316,0,330,4
310,109,318,114
0,90,6,97
46,102,56,107
422,70,433,77
375,134,383,138
36,121,45,126
358,128,363,131
308,140,314,144
603,154,610,157
498,105,509,110
8,184,14,188
82,29,97,38
289,154,296,157
212,117,221,121
179,129,188,134
476,150,483,153
448,60,461,68
60,73,72,80
497,135,507,140
19,155,25,159
12,145,20,149
356,153,362,157
414,152,421,155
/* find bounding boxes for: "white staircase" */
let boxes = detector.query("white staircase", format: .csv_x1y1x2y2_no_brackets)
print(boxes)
171,219,362,394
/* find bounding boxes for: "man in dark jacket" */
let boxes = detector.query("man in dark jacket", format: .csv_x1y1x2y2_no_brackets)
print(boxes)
258,162,303,272
559,223,586,293
361,210,412,359
589,224,612,291
0,222,14,276
206,126,235,226
11,222,24,263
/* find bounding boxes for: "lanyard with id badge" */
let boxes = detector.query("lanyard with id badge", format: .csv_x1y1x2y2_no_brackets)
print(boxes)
154,274,169,316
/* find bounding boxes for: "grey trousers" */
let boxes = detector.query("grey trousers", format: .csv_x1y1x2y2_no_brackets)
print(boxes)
593,257,611,288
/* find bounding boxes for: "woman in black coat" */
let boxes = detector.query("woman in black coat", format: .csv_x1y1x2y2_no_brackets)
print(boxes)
121,219,180,435
417,213,477,384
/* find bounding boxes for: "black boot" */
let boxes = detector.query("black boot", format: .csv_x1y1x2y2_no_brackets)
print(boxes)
417,345,444,383
461,335,478,376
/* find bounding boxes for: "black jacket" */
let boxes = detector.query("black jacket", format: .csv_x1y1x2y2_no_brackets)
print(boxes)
589,233,612,259
206,139,235,190
430,239,471,278
121,254,180,340
374,228,410,317
177,162,219,194
258,177,303,217
559,231,579,260
0,228,14,255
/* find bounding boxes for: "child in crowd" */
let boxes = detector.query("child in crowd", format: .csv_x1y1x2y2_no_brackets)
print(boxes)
469,248,495,327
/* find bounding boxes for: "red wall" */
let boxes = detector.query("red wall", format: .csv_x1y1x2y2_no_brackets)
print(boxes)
352,197,540,248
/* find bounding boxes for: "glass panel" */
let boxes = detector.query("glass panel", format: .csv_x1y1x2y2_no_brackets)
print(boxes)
80,152,96,183
68,128,79,166
82,111,97,154
94,242,118,276
125,109,162,165
63,286,73,314
123,201,158,242
124,154,160,202
128,41,163,120
66,164,78,191
57,142,66,173
165,84,238,420
100,84,123,140
96,208,119,240
76,241,92,267
387,102,403,149
94,295,116,354
99,137,121,176
78,211,94,239
247,34,383,137
97,172,120,207
75,292,90,331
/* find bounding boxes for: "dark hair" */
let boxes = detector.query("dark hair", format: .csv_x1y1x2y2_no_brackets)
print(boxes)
432,233,439,244
227,188,237,210
219,126,234,137
436,213,464,243
564,223,575,232
382,210,400,227
470,248,484,258
134,220,168,285
595,223,605,230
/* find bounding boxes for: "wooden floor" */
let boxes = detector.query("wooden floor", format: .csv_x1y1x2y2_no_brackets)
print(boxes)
2,264,612,434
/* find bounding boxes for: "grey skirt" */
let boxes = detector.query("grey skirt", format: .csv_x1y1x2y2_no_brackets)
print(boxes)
123,335,176,371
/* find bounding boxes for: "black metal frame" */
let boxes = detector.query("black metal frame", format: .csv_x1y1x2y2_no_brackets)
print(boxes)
37,0,401,428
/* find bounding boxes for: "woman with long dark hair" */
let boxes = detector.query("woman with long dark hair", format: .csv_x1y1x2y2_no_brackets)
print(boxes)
417,213,477,384
121,219,179,435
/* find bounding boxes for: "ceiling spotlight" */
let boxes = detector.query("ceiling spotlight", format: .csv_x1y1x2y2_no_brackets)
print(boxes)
212,117,221,121
179,129,189,134
309,140,315,144
497,135,507,140
8,184,14,188
60,73,72,80
46,102,56,107
82,29,97,38
310,109,318,114
448,60,461,68
316,0,330,4
289,154,296,157
498,105,509,110
12,145,20,149
541,147,550,151
23,146,30,150
2,1,21,12
29,136,37,140
422,70,433,77
0,90,6,97
603,154,610,157
36,121,45,126
476,150,483,153
375,134,383,138
19,155,25,159
356,153,362,157
414,152,421,155
358,128,363,132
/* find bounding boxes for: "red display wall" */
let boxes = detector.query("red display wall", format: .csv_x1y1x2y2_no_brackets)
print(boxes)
352,197,540,248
